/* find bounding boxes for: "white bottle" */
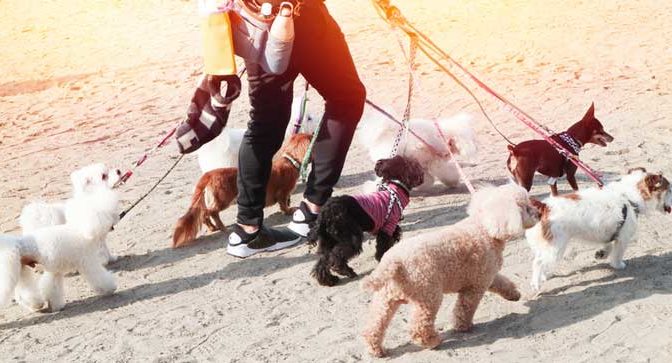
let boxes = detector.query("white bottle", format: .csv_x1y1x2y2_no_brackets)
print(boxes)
269,2,295,42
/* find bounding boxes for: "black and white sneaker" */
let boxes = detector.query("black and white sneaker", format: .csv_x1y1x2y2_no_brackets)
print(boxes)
287,201,318,237
227,224,303,258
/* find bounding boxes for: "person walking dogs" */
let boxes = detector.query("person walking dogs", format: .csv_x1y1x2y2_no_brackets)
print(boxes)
227,0,366,258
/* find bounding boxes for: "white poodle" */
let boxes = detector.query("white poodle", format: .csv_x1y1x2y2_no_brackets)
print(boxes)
358,108,477,191
197,96,320,173
0,186,120,312
19,163,121,263
526,168,672,291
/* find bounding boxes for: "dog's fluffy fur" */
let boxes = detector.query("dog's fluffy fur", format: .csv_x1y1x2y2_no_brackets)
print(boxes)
196,97,319,173
507,103,614,195
359,110,477,191
19,163,121,263
307,155,424,286
526,168,672,291
0,187,120,312
172,133,312,248
360,184,540,357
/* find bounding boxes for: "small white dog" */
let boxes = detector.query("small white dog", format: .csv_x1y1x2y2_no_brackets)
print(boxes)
526,168,672,291
19,163,121,263
0,186,120,312
197,96,320,173
359,109,477,191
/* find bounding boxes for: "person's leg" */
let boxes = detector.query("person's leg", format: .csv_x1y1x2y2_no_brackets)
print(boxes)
228,62,303,258
288,1,366,234
236,61,296,228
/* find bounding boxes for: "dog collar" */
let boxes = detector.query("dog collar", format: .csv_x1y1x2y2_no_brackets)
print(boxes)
558,132,582,155
282,153,301,170
388,179,411,196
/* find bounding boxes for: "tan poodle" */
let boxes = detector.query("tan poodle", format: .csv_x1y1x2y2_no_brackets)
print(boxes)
360,184,541,357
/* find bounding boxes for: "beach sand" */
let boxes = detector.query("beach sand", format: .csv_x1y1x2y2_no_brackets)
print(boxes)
1,0,671,361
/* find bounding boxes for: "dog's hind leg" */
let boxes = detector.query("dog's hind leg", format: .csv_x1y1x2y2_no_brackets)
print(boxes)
362,293,403,358
40,271,65,312
209,212,227,232
452,288,485,333
80,261,117,296
410,291,443,349
488,273,521,301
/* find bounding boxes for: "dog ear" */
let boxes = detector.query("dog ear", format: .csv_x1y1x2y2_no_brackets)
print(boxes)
627,167,647,174
582,102,595,122
374,158,388,178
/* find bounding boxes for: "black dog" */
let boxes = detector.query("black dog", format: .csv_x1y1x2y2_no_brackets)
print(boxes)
307,155,424,286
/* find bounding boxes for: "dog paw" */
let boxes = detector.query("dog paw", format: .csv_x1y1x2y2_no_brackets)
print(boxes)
367,345,386,358
610,260,626,270
317,274,339,287
505,289,521,301
595,249,608,259
453,322,473,333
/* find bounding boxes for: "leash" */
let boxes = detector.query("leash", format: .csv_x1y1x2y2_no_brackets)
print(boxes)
370,0,604,187
118,155,184,220
432,120,476,194
364,99,448,158
388,35,417,157
292,81,311,135
299,112,324,182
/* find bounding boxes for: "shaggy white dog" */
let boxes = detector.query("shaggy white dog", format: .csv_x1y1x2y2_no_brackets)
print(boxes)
19,163,121,263
0,187,120,312
196,96,320,173
526,168,672,291
358,109,477,191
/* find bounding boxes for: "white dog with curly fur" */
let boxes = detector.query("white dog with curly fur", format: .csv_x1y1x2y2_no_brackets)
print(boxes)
359,109,477,191
19,163,121,264
0,186,120,312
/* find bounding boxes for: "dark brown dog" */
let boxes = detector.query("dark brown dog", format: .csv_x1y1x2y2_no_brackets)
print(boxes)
507,103,613,195
172,133,311,248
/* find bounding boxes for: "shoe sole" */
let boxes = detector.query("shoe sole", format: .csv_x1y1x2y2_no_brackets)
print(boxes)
288,221,311,238
226,236,303,258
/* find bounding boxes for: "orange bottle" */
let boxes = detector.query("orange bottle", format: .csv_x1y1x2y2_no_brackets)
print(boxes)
199,0,237,76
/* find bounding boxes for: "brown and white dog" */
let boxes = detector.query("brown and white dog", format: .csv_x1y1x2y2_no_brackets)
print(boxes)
172,133,311,248
526,168,672,291
507,103,614,195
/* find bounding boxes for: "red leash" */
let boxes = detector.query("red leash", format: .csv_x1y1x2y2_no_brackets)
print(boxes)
116,126,177,187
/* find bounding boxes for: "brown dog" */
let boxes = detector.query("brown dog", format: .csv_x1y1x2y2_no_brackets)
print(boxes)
172,133,311,248
507,103,613,195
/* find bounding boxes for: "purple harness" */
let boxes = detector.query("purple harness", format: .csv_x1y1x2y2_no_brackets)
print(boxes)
352,181,410,236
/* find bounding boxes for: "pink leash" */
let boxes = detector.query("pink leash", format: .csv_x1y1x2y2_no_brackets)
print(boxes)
115,126,177,187
432,120,476,194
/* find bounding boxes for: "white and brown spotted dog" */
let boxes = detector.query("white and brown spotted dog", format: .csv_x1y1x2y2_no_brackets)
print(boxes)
526,167,672,291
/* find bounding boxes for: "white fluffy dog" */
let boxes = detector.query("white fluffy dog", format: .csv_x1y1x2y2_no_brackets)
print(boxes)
0,187,120,312
196,97,320,173
359,109,477,191
19,163,121,263
526,168,672,291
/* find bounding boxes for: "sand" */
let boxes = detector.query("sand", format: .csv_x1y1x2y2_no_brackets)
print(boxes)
1,0,671,361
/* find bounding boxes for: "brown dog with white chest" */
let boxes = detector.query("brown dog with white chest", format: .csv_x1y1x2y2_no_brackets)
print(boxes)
507,103,613,195
172,133,311,248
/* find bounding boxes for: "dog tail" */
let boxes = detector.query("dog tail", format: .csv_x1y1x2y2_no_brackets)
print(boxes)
361,260,405,292
172,184,208,248
0,238,23,306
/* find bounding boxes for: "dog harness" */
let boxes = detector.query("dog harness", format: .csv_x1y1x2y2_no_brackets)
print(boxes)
546,132,583,185
352,181,409,236
609,200,640,242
